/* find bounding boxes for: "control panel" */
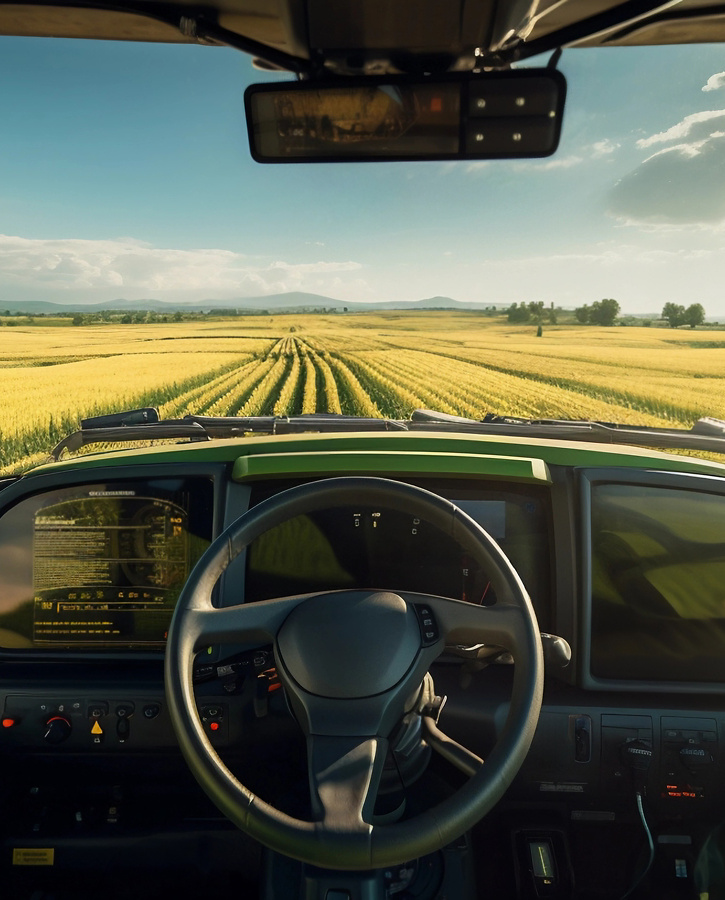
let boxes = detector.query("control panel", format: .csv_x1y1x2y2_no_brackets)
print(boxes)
660,716,718,804
0,694,230,751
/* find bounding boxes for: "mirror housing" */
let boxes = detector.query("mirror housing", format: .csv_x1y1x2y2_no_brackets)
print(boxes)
244,70,566,163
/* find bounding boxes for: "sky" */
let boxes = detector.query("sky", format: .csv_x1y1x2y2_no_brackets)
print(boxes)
2,37,725,314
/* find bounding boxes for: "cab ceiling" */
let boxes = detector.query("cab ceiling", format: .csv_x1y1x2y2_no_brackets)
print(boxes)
0,0,724,69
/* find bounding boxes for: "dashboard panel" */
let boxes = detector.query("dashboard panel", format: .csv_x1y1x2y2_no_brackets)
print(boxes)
1,445,725,900
244,480,552,620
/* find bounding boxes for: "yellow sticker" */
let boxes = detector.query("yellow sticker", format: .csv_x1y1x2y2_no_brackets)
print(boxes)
91,721,103,735
13,848,55,866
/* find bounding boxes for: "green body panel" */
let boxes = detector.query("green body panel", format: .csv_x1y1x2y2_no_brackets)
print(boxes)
231,450,552,482
26,430,725,480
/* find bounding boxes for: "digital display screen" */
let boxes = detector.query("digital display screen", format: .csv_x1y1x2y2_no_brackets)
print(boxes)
590,482,725,682
244,484,551,622
0,479,214,650
529,840,555,880
250,83,461,160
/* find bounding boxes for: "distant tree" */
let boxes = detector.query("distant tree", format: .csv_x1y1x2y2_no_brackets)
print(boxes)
662,302,686,328
548,307,558,325
684,303,706,329
527,301,545,324
536,324,543,337
589,298,620,326
574,305,590,324
121,313,133,324
507,302,530,324
173,311,183,322
72,315,83,326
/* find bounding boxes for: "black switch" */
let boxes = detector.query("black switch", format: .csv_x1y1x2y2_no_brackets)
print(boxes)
116,717,130,743
574,715,591,763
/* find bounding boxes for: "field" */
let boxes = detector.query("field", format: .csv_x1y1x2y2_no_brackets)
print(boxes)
2,311,724,473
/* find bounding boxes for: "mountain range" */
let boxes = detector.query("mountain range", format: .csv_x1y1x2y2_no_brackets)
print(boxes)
0,293,507,315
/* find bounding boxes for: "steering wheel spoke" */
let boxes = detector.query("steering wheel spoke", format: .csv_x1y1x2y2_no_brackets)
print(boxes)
405,593,528,655
308,734,388,834
185,594,307,650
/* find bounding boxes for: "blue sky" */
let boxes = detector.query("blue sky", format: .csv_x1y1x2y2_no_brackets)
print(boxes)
2,37,725,314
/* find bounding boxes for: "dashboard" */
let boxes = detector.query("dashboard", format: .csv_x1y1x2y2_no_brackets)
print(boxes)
1,435,725,897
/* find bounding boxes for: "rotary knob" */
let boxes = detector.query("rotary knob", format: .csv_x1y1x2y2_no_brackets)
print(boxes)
44,715,71,744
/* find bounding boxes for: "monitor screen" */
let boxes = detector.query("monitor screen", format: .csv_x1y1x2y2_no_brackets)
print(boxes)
0,478,214,651
589,480,725,683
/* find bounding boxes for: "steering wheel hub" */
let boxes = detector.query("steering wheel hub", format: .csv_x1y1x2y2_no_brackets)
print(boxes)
277,590,421,699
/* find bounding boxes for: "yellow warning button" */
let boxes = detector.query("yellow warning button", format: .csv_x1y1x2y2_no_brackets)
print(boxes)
91,721,103,735
13,848,55,866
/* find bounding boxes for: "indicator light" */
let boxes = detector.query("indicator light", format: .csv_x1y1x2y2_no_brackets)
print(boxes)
2,717,16,728
210,722,220,732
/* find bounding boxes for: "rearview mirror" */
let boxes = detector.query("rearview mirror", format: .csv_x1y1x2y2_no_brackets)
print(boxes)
244,70,566,163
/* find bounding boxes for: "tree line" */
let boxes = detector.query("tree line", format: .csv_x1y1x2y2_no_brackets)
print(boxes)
507,299,708,328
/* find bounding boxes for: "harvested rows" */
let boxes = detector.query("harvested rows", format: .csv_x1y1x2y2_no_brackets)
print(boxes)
3,316,725,473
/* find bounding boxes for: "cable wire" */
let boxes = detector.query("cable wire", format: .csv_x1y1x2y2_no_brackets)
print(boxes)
621,792,656,899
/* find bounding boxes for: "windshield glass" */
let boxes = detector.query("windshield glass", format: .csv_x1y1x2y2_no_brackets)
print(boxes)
1,38,724,471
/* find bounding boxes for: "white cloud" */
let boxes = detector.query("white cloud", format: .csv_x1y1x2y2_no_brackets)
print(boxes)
590,139,619,158
0,235,364,300
636,110,725,148
608,110,725,225
703,72,725,92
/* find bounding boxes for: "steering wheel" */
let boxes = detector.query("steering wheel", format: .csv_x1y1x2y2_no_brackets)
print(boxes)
165,476,543,871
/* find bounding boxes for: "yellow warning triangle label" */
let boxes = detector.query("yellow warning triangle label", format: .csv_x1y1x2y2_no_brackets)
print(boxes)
91,721,103,735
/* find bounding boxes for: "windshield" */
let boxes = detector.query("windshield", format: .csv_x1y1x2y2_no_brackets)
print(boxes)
1,38,724,472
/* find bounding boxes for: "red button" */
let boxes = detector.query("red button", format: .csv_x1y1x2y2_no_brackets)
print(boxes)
210,722,219,732
2,718,16,728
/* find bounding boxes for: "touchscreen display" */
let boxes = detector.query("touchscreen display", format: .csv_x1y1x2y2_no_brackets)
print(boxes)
590,482,725,682
0,479,213,650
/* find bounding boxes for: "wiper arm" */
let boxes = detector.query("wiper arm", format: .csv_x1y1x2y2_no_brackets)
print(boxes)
185,413,409,435
51,421,211,460
49,411,408,460
411,409,725,455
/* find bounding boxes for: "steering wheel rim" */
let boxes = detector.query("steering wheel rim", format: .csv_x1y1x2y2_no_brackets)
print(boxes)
165,476,543,870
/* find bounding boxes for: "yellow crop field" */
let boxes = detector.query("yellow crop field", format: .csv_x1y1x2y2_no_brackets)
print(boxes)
2,313,724,473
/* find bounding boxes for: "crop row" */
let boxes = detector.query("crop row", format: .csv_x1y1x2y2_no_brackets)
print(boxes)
0,355,250,471
322,330,713,426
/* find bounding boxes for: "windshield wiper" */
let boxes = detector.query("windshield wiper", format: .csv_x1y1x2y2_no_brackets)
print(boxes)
48,407,725,461
49,410,409,460
411,409,725,455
